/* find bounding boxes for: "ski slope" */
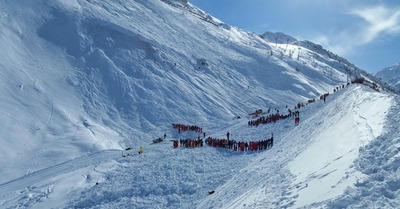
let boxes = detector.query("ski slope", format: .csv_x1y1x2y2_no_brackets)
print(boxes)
0,0,399,208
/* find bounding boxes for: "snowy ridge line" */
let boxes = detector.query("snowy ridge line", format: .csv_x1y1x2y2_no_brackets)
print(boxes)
0,149,120,198
160,0,220,27
185,9,219,27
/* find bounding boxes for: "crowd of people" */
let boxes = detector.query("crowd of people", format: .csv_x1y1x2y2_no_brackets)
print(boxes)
248,113,285,126
205,135,273,152
169,83,350,151
172,138,204,148
172,123,203,133
320,93,329,102
248,109,300,127
294,103,305,109
125,82,356,161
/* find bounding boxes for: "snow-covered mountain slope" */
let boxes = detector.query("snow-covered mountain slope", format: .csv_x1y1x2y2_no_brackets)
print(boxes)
0,0,347,180
375,63,400,91
0,0,398,208
3,85,397,209
197,85,398,209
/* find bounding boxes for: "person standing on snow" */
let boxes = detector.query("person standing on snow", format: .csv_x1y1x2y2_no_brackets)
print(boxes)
271,133,274,147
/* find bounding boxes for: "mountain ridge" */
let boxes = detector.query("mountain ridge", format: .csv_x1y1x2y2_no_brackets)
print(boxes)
0,0,398,208
375,63,400,91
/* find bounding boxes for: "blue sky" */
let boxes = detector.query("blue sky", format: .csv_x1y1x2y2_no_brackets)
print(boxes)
190,0,400,74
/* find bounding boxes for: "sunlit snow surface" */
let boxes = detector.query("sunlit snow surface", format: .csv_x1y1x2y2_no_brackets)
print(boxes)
375,63,400,92
0,0,399,208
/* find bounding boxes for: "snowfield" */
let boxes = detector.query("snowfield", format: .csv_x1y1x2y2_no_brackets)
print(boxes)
0,0,399,208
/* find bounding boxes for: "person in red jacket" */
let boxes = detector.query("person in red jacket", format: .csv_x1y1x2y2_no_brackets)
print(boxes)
295,117,300,125
253,141,258,151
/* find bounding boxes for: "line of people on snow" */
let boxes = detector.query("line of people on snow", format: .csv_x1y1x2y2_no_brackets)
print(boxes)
248,109,300,127
172,138,204,148
126,82,355,158
248,82,351,128
205,135,273,152
321,83,348,102
248,82,345,128
333,84,346,93
172,123,203,133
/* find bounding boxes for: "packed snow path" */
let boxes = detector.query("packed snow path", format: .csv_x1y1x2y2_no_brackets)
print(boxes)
0,150,120,207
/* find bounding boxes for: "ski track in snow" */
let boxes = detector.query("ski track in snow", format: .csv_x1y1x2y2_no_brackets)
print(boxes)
44,101,54,128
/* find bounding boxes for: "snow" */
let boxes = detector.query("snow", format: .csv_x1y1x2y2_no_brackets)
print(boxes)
288,86,392,208
0,0,399,208
375,63,400,92
195,85,397,209
261,31,298,44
